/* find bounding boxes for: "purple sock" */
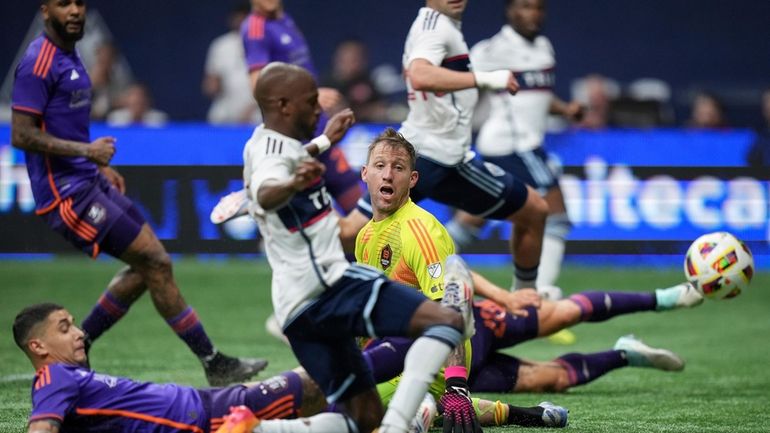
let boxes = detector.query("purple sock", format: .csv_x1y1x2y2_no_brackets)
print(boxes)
166,307,215,359
569,291,656,322
81,290,130,343
362,337,412,383
556,351,627,386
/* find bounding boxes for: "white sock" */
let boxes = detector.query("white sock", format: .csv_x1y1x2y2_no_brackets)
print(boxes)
380,332,458,432
536,234,565,287
256,413,354,433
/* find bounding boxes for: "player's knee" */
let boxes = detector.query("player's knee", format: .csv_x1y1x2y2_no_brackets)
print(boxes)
433,308,464,335
552,370,572,392
141,250,173,277
509,190,548,226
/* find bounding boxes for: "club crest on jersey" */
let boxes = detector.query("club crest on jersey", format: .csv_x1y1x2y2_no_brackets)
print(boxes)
427,262,442,279
260,375,288,393
87,203,106,225
380,245,393,269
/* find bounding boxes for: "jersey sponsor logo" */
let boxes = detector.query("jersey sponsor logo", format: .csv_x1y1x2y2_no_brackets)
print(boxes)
70,88,91,109
427,262,442,279
441,54,470,73
277,181,331,232
380,244,393,269
87,203,107,225
70,69,80,80
513,68,555,91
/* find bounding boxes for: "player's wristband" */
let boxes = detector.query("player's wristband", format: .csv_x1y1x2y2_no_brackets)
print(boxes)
473,70,511,90
444,366,468,380
310,134,332,154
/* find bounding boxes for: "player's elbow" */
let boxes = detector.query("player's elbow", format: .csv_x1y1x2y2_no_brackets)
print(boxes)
10,126,30,151
409,71,433,91
408,63,434,91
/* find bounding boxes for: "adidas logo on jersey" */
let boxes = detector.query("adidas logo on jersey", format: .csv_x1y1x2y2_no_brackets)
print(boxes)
70,70,80,80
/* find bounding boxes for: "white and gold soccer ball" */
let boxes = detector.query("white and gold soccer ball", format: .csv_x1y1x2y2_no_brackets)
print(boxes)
684,232,754,299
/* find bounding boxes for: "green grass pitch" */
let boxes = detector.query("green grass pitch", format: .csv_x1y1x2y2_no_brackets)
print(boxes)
1,257,769,432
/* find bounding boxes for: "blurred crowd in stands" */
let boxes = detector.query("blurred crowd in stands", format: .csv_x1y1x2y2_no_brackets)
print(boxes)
0,2,768,165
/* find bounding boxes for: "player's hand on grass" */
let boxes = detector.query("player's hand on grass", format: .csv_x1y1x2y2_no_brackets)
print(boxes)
323,108,356,144
99,166,126,194
500,288,541,317
87,136,116,166
291,159,325,192
439,377,483,433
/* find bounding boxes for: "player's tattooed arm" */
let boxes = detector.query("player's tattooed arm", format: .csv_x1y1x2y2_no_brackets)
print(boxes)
11,111,116,165
28,419,60,433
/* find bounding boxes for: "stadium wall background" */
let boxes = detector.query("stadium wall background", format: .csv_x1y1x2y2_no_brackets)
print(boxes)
1,1,769,125
0,124,767,268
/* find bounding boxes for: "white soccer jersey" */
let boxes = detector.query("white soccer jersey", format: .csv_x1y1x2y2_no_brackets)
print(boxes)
472,25,555,155
400,7,478,165
243,126,350,326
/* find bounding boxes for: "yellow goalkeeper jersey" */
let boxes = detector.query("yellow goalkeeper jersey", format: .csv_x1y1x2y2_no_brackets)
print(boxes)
355,199,455,301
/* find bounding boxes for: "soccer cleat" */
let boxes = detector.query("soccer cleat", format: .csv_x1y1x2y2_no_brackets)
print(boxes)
215,405,261,433
441,255,475,339
265,313,290,345
655,282,704,311
538,401,569,428
614,335,684,371
210,189,250,224
409,393,437,433
204,352,269,387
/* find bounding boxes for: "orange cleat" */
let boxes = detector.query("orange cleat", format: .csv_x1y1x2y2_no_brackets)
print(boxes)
215,405,261,433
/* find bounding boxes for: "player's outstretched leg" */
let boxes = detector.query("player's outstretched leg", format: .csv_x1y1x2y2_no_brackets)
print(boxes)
211,189,250,224
654,282,704,311
614,335,684,371
470,398,568,428
122,224,268,385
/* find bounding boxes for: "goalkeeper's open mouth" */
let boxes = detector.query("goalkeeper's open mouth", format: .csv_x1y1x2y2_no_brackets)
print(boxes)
379,185,394,199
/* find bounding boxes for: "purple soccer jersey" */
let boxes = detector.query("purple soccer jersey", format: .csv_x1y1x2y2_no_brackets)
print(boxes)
11,34,98,213
30,363,208,432
240,11,317,77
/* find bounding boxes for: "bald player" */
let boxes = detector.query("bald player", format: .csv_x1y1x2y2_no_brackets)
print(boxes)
220,62,473,433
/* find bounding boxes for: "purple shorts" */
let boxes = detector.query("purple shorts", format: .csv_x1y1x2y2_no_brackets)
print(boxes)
40,175,145,258
470,300,539,372
201,371,303,432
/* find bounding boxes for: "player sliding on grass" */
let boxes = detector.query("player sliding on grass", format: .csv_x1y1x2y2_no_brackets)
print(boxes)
10,0,265,386
12,302,566,433
13,303,323,433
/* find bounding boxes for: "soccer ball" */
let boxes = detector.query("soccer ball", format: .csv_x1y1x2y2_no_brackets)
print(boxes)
684,232,754,299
